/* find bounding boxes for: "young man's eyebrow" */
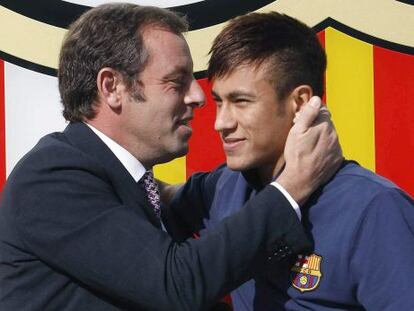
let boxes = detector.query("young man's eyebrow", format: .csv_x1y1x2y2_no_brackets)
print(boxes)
211,89,256,101
211,90,220,99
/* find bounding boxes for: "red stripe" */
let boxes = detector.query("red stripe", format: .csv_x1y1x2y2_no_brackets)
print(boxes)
317,30,327,103
186,78,225,178
188,80,230,305
317,30,325,47
0,59,5,192
374,47,414,196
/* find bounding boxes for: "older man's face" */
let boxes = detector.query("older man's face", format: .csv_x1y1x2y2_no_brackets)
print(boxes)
122,28,205,166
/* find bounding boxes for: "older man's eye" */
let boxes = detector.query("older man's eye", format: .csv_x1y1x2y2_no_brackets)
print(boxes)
172,78,188,90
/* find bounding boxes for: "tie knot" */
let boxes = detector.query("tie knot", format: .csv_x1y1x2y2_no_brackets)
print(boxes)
143,170,155,185
142,170,161,219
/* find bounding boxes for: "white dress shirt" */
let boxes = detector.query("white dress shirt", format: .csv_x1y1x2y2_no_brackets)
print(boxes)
86,123,146,182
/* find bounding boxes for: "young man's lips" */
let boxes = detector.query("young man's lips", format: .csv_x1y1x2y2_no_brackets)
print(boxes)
222,138,246,152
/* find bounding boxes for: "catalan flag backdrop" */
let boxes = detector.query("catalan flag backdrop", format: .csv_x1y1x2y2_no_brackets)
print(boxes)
0,1,413,198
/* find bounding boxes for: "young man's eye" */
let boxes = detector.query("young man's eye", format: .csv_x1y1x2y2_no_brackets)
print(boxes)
234,98,250,104
213,98,223,109
212,97,222,105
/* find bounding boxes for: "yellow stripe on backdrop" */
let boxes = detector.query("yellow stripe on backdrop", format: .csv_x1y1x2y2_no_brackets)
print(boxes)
154,156,186,184
325,27,376,171
0,6,65,69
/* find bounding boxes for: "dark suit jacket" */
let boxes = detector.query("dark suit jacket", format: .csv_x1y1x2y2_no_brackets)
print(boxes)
0,122,310,311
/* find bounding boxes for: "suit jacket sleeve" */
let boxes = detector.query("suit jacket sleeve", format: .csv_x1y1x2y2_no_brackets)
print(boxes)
10,144,310,311
162,165,226,239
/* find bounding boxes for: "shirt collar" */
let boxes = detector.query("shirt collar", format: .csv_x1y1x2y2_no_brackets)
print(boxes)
241,169,264,191
85,123,146,182
241,163,286,191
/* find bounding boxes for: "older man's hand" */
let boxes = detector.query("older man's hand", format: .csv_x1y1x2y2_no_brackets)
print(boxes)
277,96,343,206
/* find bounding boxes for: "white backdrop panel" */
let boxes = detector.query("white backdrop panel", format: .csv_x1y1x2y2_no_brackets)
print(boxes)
5,63,66,176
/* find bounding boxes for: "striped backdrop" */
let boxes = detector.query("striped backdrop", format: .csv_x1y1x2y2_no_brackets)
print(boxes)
1,15,413,197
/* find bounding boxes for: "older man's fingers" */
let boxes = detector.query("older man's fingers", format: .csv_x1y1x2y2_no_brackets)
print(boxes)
293,96,321,132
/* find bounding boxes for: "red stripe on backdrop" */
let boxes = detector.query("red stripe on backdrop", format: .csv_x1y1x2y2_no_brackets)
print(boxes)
374,47,414,196
186,78,225,178
0,59,5,192
317,30,325,46
317,30,326,103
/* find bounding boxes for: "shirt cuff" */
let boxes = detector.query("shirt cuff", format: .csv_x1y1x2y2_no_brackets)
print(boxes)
270,181,301,221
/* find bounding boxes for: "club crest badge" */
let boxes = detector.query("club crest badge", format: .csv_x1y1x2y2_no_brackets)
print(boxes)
291,254,322,292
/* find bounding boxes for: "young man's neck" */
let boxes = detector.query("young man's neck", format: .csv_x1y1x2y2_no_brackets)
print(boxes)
251,156,286,186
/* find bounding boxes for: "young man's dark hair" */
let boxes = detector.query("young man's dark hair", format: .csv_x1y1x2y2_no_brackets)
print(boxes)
58,3,188,122
208,12,326,100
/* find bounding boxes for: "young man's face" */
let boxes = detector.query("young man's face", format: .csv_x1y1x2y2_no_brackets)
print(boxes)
212,64,295,178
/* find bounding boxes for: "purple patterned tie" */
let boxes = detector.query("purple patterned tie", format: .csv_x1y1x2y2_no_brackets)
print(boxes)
142,170,161,219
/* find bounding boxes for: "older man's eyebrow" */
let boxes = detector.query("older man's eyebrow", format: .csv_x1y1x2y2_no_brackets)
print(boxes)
161,66,192,81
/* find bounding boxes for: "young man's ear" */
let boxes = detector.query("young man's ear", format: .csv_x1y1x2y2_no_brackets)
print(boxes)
290,85,313,113
97,67,122,109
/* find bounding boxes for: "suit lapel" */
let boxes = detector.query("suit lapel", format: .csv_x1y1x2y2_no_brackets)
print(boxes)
63,122,162,228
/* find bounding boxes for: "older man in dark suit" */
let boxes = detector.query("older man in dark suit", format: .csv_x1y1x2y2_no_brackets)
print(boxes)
0,3,341,311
